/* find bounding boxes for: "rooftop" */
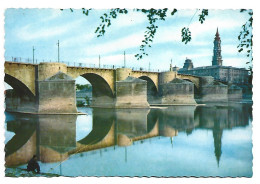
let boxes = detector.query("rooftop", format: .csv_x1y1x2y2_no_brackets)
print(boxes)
179,65,247,71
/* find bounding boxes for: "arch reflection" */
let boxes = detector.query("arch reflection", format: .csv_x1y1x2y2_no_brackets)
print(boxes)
5,104,251,168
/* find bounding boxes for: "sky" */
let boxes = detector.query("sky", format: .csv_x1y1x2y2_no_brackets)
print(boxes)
4,9,252,73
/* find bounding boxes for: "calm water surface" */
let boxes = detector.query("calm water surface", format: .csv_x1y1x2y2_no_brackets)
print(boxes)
4,103,253,177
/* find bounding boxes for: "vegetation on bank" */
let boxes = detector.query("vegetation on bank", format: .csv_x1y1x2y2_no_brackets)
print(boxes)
76,84,92,107
76,84,92,91
76,96,91,107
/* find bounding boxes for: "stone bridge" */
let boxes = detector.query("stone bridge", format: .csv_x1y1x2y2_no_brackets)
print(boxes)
4,61,229,114
4,61,162,95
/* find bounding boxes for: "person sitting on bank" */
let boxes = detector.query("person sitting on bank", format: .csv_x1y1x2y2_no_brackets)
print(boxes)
27,155,40,173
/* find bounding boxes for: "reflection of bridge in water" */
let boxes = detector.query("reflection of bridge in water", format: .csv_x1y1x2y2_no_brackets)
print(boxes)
5,104,252,167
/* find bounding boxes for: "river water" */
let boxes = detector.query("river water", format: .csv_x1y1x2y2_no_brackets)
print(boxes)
4,103,253,177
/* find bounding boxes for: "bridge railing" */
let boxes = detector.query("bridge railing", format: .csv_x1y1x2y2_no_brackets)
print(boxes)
5,56,161,73
5,56,64,65
5,56,36,64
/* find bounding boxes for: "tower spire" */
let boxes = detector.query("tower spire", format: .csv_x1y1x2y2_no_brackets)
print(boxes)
215,27,220,40
212,28,222,66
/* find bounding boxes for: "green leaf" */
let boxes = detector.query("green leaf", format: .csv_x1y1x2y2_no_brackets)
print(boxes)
181,27,192,44
198,9,208,24
95,27,100,33
142,9,147,13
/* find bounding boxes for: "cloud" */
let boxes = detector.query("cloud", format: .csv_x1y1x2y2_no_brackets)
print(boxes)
112,10,147,28
153,25,182,44
77,53,164,71
95,54,130,66
17,19,83,41
83,31,144,56
175,9,199,19
223,57,249,68
80,53,137,67
222,44,240,56
189,40,210,46
40,9,63,22
181,52,212,59
76,116,93,141
222,125,252,143
189,15,246,39
61,32,96,48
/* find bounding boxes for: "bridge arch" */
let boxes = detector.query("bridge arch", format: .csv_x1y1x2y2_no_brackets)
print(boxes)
80,73,115,107
177,74,200,89
5,125,36,158
4,74,36,112
147,109,159,133
4,62,36,95
182,79,199,95
138,76,159,104
5,113,37,161
4,74,35,98
78,120,114,145
131,71,159,89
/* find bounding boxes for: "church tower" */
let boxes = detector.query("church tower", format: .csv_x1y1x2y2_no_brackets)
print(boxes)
212,28,223,66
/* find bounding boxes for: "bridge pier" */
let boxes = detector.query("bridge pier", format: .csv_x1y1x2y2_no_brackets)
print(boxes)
115,76,150,108
198,76,228,103
114,68,150,108
228,85,243,101
37,71,77,114
35,63,77,114
158,71,197,105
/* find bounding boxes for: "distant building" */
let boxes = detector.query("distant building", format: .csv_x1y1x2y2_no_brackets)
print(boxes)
178,28,249,85
172,65,180,72
183,58,194,70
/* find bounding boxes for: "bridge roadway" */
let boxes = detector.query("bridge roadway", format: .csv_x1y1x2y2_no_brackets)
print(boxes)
4,61,202,113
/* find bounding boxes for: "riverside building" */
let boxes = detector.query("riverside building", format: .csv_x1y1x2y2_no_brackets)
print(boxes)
178,28,249,85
